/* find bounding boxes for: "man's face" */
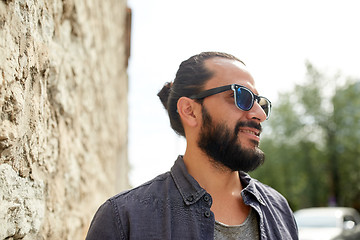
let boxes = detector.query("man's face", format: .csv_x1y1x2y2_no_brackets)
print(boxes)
196,58,267,171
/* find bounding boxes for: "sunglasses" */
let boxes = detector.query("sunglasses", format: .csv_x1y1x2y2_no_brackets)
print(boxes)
190,84,272,119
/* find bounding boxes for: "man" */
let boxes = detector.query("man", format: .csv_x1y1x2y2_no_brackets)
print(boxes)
86,52,298,239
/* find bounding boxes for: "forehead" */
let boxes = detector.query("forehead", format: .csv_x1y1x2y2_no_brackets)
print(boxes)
204,57,257,93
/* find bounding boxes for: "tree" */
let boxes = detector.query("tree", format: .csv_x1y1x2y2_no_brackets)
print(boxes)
332,82,360,209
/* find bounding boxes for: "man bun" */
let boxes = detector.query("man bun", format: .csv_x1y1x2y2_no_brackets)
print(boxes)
157,82,173,110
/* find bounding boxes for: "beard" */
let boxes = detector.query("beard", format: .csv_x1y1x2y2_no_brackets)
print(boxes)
197,106,265,172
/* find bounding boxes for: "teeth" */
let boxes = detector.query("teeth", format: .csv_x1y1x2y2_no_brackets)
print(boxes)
240,129,259,136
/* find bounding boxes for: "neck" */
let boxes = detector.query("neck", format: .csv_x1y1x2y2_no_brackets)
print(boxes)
183,148,243,197
183,146,250,225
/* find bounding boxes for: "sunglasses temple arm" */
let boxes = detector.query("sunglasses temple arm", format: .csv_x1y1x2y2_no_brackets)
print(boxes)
190,85,232,99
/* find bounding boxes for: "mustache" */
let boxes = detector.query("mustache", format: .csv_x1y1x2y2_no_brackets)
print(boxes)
234,121,262,136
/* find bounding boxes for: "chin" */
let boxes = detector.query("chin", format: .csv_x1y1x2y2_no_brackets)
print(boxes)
240,140,260,149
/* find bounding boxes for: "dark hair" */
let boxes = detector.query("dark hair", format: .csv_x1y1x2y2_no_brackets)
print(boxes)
157,51,245,137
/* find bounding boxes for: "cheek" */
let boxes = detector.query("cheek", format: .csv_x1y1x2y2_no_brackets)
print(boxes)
206,97,246,123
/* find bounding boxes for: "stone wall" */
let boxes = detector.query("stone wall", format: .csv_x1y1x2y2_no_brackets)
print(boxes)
0,0,129,239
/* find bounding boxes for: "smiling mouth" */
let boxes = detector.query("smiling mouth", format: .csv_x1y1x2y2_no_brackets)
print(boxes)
239,129,260,137
234,121,262,138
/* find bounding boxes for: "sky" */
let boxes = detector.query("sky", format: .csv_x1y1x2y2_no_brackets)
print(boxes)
126,0,360,187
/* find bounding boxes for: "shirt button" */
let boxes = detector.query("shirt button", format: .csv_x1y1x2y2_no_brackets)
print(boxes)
187,195,194,202
204,211,211,218
204,195,210,202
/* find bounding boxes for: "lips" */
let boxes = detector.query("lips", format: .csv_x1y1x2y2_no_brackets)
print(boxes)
237,128,261,145
239,128,260,137
234,121,262,137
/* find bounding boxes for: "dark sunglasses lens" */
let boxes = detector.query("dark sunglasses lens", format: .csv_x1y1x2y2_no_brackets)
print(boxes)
258,98,270,116
235,87,253,110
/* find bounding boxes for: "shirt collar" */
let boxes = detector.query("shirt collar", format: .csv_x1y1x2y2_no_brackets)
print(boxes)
171,155,265,206
171,156,207,205
240,171,266,206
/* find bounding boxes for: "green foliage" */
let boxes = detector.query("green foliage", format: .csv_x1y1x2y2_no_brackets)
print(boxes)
332,82,360,208
252,63,360,211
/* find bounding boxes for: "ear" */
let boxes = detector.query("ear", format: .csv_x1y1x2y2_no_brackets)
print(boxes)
177,97,201,128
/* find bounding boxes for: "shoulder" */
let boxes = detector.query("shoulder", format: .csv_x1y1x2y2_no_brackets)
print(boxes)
245,177,298,238
251,178,293,214
86,172,176,239
241,172,289,206
241,172,294,215
110,171,174,206
105,170,185,220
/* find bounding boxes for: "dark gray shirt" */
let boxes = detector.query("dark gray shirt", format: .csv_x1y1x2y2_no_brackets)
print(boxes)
86,156,298,239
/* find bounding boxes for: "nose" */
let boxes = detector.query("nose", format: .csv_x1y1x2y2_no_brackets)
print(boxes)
247,102,267,122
